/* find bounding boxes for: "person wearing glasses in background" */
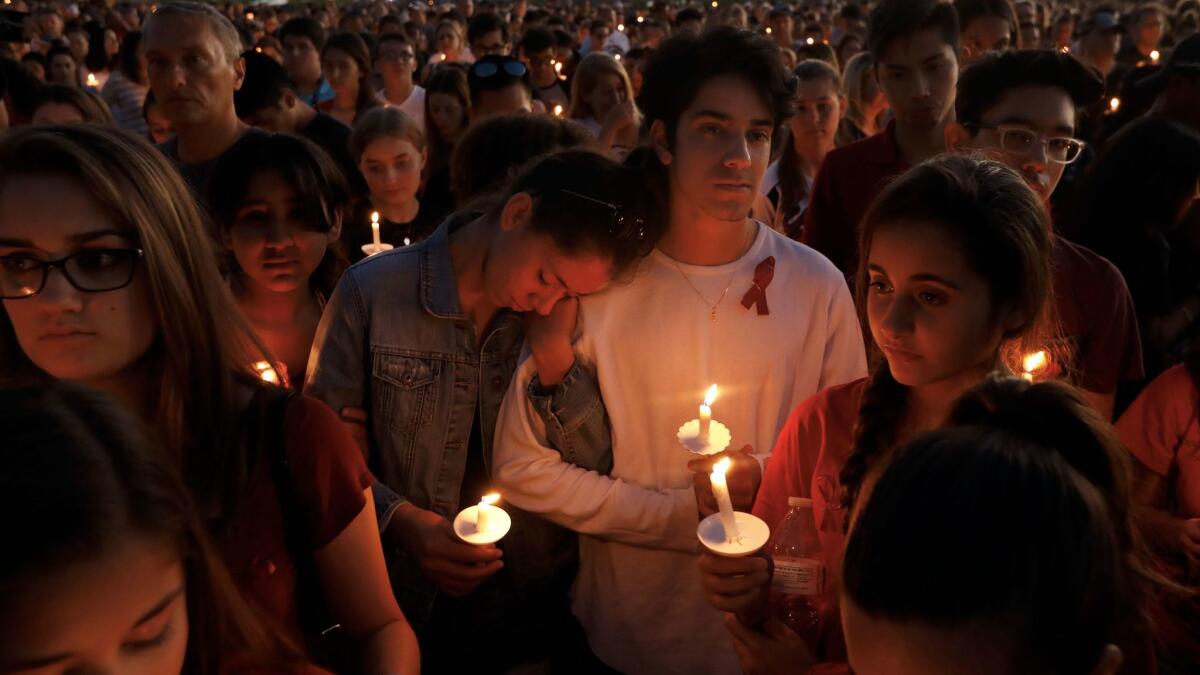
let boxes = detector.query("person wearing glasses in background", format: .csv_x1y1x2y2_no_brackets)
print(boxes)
377,33,426,131
946,49,1143,420
467,12,512,58
468,54,534,121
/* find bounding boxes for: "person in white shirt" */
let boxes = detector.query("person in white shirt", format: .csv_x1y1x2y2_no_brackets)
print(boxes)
492,26,867,675
377,33,426,131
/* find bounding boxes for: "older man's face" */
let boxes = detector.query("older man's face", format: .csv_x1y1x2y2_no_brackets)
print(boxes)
143,14,244,129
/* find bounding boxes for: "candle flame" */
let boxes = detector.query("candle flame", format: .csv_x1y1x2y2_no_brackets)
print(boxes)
806,37,815,45
1109,97,1120,112
553,104,563,116
637,15,644,23
1061,45,1070,53
252,360,279,384
1151,49,1161,62
481,493,501,506
703,384,718,407
614,53,621,61
554,61,563,73
86,73,97,86
712,456,732,477
711,0,717,6
246,11,254,20
255,46,263,53
765,27,772,34
371,211,380,224
618,23,625,31
1022,350,1048,375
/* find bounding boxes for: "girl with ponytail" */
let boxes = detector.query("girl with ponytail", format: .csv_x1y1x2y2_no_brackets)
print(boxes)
699,154,1055,672
843,375,1150,675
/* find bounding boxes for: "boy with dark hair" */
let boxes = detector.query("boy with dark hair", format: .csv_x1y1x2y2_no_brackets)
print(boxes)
234,50,364,196
493,26,865,675
803,0,960,274
468,54,532,119
947,49,1142,420
467,11,511,57
520,26,569,107
278,16,334,105
376,32,425,128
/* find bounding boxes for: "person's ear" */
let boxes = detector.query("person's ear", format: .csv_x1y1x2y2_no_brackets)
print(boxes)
500,191,534,232
999,305,1029,337
837,94,848,120
650,118,672,165
1088,645,1123,675
419,145,428,171
944,121,972,153
232,55,246,91
327,211,343,242
281,88,297,110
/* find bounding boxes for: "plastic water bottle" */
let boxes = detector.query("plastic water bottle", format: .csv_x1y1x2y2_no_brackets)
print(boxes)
768,496,824,652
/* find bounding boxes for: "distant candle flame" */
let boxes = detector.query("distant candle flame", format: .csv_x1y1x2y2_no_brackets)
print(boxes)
1061,45,1070,53
617,23,625,31
711,0,717,6
554,61,563,73
1109,97,1120,112
403,237,411,246
765,27,772,34
703,384,718,407
637,15,644,23
806,37,815,45
86,73,97,87
245,11,254,20
553,103,563,116
481,493,501,506
1023,350,1048,375
614,53,621,60
371,211,380,224
1151,49,1161,63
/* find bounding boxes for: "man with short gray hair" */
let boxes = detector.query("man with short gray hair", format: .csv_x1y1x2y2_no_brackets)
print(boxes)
142,2,255,196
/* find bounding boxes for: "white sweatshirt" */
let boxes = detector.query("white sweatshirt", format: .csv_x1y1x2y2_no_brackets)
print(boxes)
493,224,866,675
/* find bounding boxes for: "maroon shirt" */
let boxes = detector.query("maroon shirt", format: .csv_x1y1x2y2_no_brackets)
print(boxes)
802,120,910,275
216,394,374,647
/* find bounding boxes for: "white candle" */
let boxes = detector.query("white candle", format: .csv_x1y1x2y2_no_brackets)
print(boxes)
1151,49,1161,64
710,457,739,542
698,384,717,443
370,211,381,252
476,493,500,533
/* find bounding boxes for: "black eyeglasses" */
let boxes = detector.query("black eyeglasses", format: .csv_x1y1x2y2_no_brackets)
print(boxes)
560,189,651,254
471,59,528,79
968,123,1085,164
0,248,144,299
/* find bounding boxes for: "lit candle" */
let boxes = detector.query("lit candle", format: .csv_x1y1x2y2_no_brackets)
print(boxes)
245,11,254,20
617,22,625,31
554,60,563,74
86,72,97,88
698,384,717,443
1022,350,1048,383
1061,45,1070,53
1109,97,1120,113
1151,49,1161,64
476,493,500,533
710,0,717,7
765,27,772,34
252,360,278,384
255,46,263,53
553,104,563,117
637,15,644,23
614,53,621,61
806,36,815,45
370,211,382,252
403,237,412,247
710,457,740,542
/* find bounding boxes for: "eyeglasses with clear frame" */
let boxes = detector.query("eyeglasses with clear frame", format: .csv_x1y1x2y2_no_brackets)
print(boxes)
0,248,144,299
969,123,1085,164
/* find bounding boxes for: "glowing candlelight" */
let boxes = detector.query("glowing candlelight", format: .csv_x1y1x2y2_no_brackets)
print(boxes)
806,36,815,45
617,22,625,31
637,15,644,23
698,384,717,442
614,53,621,61
476,493,500,533
403,237,411,246
1151,49,1161,64
553,103,563,117
255,46,263,53
710,457,740,542
86,72,97,87
765,27,772,34
370,211,381,251
252,360,279,384
554,60,562,74
1109,97,1120,113
1061,45,1070,53
245,11,254,20
1022,350,1048,382
711,0,717,6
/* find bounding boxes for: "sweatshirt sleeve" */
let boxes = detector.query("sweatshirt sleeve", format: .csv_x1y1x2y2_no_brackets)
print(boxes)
492,352,700,554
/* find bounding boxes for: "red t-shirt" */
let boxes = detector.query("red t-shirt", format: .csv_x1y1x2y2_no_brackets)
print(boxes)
1117,364,1200,519
216,395,375,646
1051,235,1145,395
754,378,866,670
802,122,909,275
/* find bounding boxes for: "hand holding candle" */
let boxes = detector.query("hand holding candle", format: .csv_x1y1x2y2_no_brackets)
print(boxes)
454,492,511,545
363,210,394,256
694,450,770,557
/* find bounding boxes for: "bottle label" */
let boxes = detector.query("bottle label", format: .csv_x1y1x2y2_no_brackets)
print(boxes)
772,558,823,596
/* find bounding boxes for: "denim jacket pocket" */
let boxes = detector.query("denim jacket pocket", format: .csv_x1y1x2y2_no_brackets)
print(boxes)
371,353,442,434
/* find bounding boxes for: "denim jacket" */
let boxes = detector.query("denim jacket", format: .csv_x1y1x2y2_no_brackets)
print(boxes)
304,217,611,633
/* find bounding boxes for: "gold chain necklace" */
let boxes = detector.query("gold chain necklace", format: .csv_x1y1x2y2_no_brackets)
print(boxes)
671,257,738,323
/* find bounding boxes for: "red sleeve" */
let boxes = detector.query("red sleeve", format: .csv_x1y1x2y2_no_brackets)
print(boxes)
754,395,827,532
1116,365,1197,477
801,155,855,276
283,395,375,549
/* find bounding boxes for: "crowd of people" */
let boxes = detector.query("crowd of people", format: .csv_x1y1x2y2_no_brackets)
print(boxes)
1,0,1199,673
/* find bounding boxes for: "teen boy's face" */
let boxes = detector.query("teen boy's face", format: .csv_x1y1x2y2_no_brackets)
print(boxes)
950,85,1076,204
658,75,775,223
876,28,958,130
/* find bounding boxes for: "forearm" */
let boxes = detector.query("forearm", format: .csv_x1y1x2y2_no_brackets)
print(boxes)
361,620,421,675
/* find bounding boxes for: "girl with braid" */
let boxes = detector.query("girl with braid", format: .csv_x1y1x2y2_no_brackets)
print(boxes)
698,154,1055,672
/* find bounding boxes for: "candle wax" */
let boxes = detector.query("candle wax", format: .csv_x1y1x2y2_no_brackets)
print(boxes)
710,460,740,542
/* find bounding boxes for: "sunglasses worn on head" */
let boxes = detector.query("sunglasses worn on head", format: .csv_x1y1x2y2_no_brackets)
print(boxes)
472,59,527,78
560,189,652,256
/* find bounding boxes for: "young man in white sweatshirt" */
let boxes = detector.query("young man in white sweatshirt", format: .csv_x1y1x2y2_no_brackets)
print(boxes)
491,26,868,675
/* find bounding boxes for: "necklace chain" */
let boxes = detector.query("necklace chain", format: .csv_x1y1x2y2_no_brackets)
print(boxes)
671,257,738,323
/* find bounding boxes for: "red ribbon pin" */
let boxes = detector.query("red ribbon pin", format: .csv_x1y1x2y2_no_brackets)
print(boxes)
740,256,775,316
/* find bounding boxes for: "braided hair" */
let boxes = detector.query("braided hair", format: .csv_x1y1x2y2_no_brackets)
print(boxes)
840,154,1054,511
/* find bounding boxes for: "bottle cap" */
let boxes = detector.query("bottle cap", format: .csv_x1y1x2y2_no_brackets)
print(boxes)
788,497,813,508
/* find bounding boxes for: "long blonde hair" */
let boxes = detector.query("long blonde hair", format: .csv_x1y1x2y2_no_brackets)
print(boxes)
568,51,636,121
0,125,273,519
